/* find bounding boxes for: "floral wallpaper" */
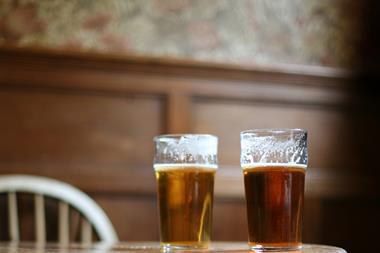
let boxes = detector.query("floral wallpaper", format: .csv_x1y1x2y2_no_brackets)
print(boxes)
0,0,358,67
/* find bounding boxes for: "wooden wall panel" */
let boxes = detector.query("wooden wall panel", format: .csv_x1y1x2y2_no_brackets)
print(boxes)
212,200,247,241
192,100,351,169
0,90,161,169
0,89,162,193
93,195,159,241
193,100,358,198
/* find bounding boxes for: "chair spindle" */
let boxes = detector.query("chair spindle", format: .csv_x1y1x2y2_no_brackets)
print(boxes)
34,194,46,244
58,201,69,245
81,218,92,245
8,192,19,242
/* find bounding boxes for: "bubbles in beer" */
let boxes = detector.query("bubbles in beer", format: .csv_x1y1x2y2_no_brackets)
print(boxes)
243,164,305,250
155,165,215,249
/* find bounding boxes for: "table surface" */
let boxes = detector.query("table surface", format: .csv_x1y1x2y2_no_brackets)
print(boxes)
0,242,347,253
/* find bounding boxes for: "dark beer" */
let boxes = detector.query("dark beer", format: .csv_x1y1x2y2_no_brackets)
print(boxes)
243,164,306,250
155,164,216,249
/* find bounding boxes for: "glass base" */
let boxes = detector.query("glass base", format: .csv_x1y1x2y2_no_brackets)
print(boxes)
160,242,209,251
250,244,302,252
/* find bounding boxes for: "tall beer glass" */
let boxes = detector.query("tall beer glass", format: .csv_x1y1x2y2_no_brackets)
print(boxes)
153,134,218,250
241,129,307,251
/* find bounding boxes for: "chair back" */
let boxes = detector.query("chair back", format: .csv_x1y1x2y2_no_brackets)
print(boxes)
0,175,118,244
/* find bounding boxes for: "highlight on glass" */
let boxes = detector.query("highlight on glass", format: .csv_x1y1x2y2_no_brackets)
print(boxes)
153,134,218,250
240,129,308,251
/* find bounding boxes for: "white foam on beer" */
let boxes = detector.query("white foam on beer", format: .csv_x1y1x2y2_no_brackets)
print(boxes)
159,135,218,156
154,163,218,171
240,133,307,165
241,163,307,171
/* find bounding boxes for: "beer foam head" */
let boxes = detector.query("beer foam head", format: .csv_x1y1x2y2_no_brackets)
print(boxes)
242,163,307,170
241,129,307,166
154,163,218,171
154,134,218,167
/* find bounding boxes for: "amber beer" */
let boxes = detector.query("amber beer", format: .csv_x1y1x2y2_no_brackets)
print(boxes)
243,164,306,250
241,129,308,250
154,134,218,249
154,164,216,249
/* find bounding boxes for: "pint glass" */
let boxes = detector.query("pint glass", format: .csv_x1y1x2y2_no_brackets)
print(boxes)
153,134,218,249
241,129,308,251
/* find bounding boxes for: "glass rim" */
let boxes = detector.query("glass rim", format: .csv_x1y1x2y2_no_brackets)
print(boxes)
153,134,218,142
241,128,307,136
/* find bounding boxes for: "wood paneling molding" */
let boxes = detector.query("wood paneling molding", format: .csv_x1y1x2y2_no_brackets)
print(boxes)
0,47,351,108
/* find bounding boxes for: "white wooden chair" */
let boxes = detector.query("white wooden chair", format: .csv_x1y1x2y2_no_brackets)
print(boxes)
0,175,118,245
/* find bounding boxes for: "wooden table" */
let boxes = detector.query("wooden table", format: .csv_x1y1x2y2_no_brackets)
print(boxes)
0,242,347,253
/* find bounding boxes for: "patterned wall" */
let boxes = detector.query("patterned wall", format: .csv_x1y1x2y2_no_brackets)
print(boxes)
0,0,358,67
